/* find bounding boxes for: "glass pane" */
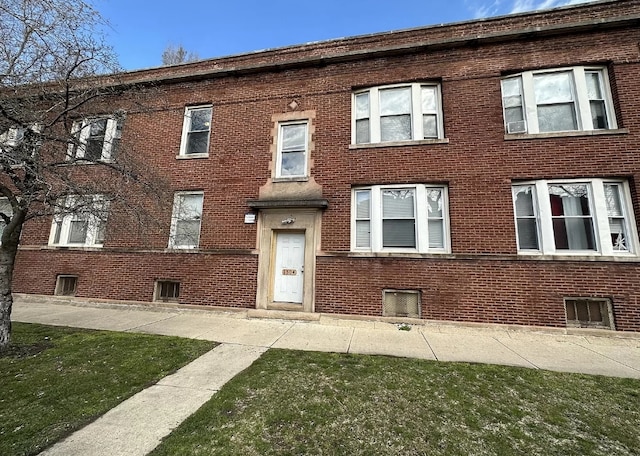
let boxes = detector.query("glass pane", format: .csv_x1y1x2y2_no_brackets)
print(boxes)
514,186,535,217
0,199,13,218
68,220,88,244
565,301,576,320
85,139,103,160
537,104,577,132
503,95,522,109
178,194,203,218
89,119,107,137
576,301,589,321
356,191,370,218
586,72,603,99
548,184,590,216
380,115,411,142
423,115,437,138
281,124,306,151
534,72,573,104
590,100,608,129
190,108,211,131
428,219,444,248
383,189,415,218
280,151,305,176
588,301,603,322
380,87,411,115
552,217,596,250
427,189,442,217
505,106,524,124
175,220,201,246
94,221,105,244
356,119,370,144
355,93,369,119
421,86,436,112
604,184,622,217
383,219,416,248
516,219,539,250
356,220,371,248
609,218,627,251
501,78,522,98
186,131,209,154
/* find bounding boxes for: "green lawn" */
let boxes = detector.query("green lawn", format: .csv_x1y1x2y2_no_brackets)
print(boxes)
151,349,640,456
0,322,215,456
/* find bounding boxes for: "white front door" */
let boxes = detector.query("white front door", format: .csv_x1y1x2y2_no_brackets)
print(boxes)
273,231,305,303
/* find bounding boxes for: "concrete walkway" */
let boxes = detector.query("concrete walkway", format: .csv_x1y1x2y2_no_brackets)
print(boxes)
10,295,640,455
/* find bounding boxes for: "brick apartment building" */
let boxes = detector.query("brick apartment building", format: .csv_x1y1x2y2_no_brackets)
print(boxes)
11,0,640,331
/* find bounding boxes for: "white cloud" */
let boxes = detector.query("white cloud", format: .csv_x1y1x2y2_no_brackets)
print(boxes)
510,0,596,13
468,0,597,18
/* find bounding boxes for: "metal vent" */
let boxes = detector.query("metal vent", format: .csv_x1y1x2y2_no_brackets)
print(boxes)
383,290,420,318
507,120,527,134
55,275,78,296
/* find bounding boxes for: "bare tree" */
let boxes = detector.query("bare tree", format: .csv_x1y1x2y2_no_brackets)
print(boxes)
161,44,200,66
0,0,169,349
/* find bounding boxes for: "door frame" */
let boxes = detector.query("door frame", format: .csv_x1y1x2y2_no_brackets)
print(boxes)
255,208,321,312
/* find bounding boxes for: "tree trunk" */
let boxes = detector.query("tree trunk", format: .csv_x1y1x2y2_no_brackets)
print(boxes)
0,216,23,350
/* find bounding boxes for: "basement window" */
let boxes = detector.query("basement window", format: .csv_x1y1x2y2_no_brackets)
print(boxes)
155,280,180,302
55,275,78,296
383,290,420,318
564,298,614,329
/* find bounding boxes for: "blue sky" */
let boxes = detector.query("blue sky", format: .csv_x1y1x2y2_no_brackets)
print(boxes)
97,0,596,71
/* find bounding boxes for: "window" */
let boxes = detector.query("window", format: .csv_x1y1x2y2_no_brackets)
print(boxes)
351,184,449,253
352,83,443,144
512,179,637,255
154,280,180,302
383,290,420,318
179,106,212,156
55,275,78,296
49,195,108,247
564,298,614,329
276,121,308,178
169,192,203,249
501,67,616,134
67,117,123,161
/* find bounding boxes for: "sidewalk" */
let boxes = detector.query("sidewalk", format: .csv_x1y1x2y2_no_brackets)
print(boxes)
10,294,640,456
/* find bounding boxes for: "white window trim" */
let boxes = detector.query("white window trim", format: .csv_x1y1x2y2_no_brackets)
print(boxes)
48,195,107,248
512,178,638,256
351,83,444,145
502,66,617,135
179,105,212,157
275,120,309,179
168,191,204,249
351,184,450,254
67,117,121,162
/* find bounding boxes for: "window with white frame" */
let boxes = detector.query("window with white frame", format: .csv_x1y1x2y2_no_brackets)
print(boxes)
179,106,212,156
512,179,637,256
276,121,308,178
49,195,108,247
67,117,123,161
353,83,443,144
501,66,616,135
169,192,204,249
352,184,449,253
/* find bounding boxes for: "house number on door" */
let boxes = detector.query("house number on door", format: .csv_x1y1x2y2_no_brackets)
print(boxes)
282,269,297,276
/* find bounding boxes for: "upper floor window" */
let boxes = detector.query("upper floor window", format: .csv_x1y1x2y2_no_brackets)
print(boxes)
169,192,203,249
276,121,308,178
179,106,212,156
512,179,637,256
352,184,449,253
501,67,616,135
49,195,108,247
352,83,443,145
68,117,123,162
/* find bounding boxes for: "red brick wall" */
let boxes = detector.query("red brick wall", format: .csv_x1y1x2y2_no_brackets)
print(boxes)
12,0,640,330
